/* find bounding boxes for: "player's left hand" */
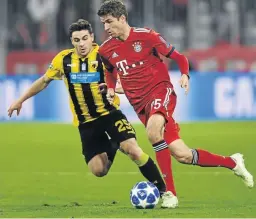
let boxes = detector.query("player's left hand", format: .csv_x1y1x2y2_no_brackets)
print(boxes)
107,88,115,104
179,74,190,95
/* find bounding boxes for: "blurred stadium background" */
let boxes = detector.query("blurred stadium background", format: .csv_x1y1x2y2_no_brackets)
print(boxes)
2,0,256,217
1,0,256,122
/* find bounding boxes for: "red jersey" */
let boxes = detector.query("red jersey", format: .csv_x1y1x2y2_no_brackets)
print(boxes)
99,27,188,112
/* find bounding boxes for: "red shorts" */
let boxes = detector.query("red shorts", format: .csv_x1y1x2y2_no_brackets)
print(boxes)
137,87,180,144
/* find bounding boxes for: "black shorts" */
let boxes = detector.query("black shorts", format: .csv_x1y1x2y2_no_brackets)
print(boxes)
78,110,136,163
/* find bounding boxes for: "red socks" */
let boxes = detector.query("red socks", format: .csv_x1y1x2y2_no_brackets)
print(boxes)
194,149,236,169
153,140,176,196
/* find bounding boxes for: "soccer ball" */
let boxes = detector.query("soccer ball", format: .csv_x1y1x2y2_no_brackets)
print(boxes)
130,181,160,209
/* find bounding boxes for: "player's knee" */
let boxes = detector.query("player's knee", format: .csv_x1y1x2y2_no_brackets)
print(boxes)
146,114,165,144
92,170,108,177
128,147,143,161
88,154,110,177
146,126,162,144
120,139,143,160
90,166,109,177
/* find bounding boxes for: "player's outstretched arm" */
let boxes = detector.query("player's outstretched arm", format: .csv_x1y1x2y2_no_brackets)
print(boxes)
8,75,53,117
170,51,190,94
148,30,190,94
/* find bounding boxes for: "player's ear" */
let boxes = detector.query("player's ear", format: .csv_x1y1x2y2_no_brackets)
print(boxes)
91,33,94,42
120,15,126,23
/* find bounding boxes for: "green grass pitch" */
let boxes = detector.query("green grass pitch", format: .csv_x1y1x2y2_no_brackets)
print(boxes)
1,121,256,218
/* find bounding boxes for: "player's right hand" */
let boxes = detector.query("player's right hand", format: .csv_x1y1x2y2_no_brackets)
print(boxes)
179,74,190,95
8,100,23,117
107,88,115,104
99,83,107,94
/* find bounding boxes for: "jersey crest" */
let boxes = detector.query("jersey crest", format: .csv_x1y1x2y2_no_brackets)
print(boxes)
132,41,142,52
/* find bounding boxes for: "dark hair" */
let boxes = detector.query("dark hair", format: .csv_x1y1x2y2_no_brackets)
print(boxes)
97,0,128,21
68,19,93,37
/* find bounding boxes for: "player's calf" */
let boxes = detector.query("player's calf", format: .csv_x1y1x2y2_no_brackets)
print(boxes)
146,114,177,196
169,139,193,164
120,138,166,194
169,139,237,169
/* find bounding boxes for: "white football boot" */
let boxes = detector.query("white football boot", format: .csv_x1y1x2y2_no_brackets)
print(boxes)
231,153,254,188
161,191,178,208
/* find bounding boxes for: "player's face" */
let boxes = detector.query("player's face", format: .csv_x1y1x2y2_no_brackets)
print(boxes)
100,15,126,38
71,30,94,57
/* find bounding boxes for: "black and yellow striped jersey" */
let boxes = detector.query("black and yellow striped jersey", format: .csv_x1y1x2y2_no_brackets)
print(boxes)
45,43,120,126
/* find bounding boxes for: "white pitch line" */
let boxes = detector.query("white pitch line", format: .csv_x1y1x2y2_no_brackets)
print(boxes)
0,171,232,176
5,218,256,219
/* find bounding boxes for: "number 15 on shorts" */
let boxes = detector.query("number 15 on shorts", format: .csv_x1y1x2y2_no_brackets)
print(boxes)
151,99,162,109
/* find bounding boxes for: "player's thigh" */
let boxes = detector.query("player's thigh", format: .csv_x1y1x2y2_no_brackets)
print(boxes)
146,88,180,144
104,110,136,143
146,113,165,138
104,110,142,157
147,87,176,121
78,122,115,164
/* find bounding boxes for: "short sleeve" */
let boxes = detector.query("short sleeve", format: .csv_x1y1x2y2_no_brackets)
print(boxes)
45,52,64,80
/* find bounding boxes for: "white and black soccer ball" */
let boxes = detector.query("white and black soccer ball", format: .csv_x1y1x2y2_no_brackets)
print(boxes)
130,181,160,209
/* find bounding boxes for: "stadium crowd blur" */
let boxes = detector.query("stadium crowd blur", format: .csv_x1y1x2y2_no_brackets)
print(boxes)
5,0,256,74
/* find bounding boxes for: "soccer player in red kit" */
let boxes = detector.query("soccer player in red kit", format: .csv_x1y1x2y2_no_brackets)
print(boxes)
97,0,254,208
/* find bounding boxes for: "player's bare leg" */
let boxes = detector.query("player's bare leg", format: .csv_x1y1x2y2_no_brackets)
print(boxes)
147,114,178,208
88,153,112,177
119,138,166,195
169,139,254,188
87,139,119,177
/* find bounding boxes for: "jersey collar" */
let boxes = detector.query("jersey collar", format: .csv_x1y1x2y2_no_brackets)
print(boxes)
115,27,133,42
